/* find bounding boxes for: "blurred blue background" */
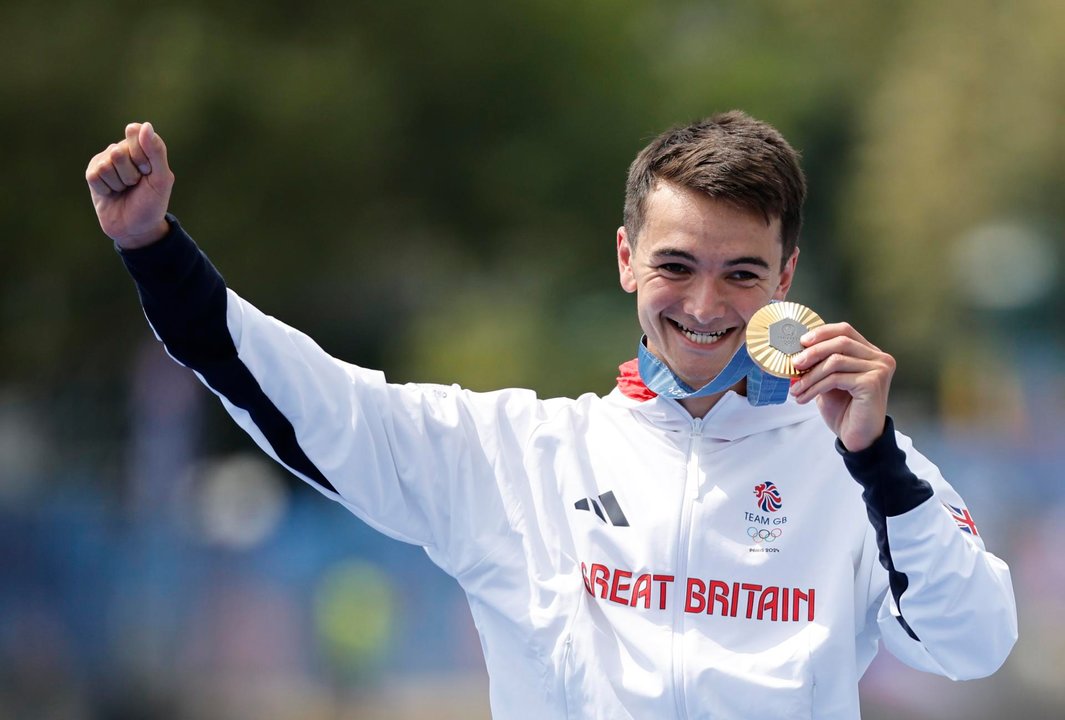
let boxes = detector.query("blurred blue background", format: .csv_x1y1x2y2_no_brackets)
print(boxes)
1,0,1063,717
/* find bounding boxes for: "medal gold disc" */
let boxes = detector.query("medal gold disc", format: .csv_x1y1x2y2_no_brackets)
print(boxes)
745,302,825,378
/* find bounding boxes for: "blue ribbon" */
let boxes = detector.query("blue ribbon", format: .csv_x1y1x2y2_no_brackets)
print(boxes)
636,337,791,406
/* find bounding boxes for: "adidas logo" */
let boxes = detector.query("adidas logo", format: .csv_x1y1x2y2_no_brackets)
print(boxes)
574,490,630,527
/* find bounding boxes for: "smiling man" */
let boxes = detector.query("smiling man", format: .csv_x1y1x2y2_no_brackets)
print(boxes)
88,111,1016,719
618,181,797,418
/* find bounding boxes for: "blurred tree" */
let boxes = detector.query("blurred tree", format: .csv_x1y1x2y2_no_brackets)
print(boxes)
839,0,1065,406
1,0,1060,474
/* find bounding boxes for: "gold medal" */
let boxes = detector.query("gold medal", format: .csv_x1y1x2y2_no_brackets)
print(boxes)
745,302,825,378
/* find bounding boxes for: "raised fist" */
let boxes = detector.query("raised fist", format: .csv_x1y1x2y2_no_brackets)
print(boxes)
86,122,174,249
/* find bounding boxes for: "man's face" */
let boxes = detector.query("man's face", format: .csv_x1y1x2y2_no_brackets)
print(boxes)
617,181,798,390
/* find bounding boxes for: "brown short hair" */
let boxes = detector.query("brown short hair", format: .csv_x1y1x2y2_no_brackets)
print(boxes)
623,111,806,265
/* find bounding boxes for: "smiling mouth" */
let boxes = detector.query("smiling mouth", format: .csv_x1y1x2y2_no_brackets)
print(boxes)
670,319,730,345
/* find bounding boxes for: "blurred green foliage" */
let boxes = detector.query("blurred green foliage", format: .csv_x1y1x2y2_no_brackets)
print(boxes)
1,0,1062,471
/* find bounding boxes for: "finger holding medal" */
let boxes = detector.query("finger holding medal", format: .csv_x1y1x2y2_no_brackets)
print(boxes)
787,321,896,453
745,303,895,452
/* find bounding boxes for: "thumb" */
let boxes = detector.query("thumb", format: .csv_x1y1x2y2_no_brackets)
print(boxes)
139,122,170,173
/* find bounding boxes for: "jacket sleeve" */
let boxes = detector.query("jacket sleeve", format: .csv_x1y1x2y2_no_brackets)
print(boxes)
841,419,1018,680
117,216,545,577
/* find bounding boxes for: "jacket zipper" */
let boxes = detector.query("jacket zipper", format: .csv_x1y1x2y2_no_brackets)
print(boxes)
672,415,703,719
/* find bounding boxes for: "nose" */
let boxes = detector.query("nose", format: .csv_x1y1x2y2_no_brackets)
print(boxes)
685,276,727,325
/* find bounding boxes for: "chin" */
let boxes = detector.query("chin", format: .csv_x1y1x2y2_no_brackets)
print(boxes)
676,347,740,386
673,361,724,388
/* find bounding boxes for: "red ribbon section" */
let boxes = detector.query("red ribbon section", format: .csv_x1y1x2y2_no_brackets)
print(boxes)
616,358,658,401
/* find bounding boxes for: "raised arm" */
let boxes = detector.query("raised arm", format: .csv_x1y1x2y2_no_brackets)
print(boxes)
85,125,537,576
791,321,1017,678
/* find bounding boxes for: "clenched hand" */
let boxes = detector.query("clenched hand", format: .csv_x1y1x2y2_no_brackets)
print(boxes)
86,122,174,249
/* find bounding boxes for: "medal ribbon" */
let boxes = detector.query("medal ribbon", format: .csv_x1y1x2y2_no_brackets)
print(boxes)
636,337,791,406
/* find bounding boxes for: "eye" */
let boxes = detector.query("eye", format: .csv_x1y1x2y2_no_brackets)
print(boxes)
658,263,690,275
728,270,762,283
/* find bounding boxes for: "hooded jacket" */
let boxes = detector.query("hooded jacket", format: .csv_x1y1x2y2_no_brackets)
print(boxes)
119,217,1017,719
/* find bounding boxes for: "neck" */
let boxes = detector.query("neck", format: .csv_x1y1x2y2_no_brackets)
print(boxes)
678,378,747,418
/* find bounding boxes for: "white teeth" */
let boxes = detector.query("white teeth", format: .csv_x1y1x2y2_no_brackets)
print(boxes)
674,322,727,345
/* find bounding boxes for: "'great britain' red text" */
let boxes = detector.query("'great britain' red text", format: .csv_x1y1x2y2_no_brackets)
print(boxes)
580,561,815,622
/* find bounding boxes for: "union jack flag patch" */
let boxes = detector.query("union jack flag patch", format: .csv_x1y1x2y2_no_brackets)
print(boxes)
944,502,979,536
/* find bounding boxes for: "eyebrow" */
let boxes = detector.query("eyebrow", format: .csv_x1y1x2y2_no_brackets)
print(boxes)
724,255,771,269
649,248,771,270
648,248,699,263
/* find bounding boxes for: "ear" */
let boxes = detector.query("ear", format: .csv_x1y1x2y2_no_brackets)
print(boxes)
617,226,637,293
772,247,799,301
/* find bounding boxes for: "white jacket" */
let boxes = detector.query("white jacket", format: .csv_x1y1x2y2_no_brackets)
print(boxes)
121,219,1017,719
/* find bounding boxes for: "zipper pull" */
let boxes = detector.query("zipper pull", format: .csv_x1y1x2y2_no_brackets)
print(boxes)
690,416,703,438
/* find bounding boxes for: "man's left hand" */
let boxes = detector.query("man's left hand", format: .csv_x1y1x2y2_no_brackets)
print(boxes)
788,322,895,452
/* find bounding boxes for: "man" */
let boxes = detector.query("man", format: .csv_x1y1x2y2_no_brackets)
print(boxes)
87,112,1016,719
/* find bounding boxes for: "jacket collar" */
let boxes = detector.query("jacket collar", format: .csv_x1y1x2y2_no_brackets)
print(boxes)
610,358,819,440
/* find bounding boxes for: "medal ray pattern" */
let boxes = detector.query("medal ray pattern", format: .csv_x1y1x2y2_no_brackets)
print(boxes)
745,302,825,379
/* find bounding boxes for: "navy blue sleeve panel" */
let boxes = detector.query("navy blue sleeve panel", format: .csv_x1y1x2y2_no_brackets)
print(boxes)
117,214,235,367
117,215,337,495
837,417,934,642
837,417,935,517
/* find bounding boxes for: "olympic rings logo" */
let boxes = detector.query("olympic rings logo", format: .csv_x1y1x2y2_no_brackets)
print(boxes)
747,527,783,543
